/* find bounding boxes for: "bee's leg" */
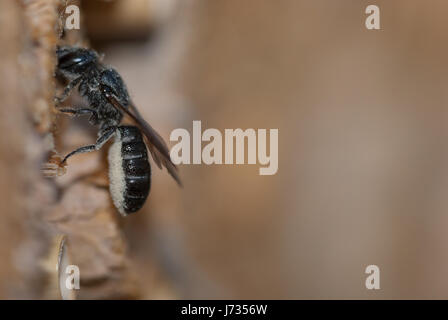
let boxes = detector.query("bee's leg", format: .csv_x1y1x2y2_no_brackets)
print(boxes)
55,77,82,104
61,126,116,164
59,107,99,125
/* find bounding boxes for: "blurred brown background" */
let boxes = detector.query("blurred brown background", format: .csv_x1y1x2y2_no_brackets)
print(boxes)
1,0,448,299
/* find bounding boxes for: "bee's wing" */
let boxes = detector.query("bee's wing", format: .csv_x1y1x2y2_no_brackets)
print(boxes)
104,93,182,186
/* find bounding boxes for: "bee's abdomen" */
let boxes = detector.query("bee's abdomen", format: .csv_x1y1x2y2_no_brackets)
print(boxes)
108,126,151,215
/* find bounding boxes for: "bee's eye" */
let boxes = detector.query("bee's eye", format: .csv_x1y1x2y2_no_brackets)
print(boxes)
58,52,84,69
57,49,96,71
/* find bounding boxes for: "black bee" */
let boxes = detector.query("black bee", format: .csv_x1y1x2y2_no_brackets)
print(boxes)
55,45,181,215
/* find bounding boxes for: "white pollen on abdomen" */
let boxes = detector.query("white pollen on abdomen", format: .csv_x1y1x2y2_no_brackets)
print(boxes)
108,133,127,216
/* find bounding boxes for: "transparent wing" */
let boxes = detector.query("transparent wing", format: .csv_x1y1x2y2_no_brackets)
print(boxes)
103,90,182,186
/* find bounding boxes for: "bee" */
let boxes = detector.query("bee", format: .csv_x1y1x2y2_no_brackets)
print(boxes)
54,45,181,215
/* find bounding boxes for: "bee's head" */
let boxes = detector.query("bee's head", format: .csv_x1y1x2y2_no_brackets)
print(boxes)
56,46,98,76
